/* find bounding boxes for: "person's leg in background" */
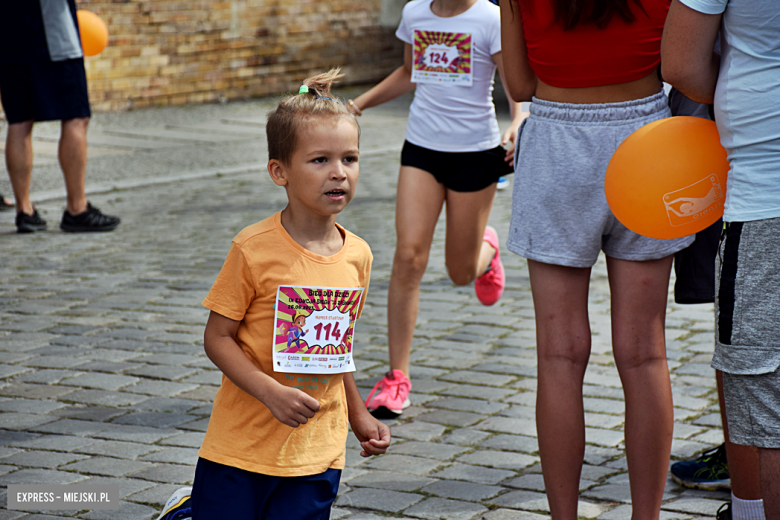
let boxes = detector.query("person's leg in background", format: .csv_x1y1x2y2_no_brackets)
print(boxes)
6,119,35,217
1,64,36,220
444,186,497,285
53,58,119,232
608,255,675,520
5,119,47,233
365,166,445,417
370,166,502,417
759,449,780,520
59,117,88,216
719,369,764,520
528,260,592,519
386,166,446,379
57,116,120,231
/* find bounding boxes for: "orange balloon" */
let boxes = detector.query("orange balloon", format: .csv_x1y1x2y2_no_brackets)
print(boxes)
77,10,109,57
605,117,729,240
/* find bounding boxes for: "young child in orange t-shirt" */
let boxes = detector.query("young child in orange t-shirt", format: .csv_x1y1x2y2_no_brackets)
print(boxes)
156,69,390,520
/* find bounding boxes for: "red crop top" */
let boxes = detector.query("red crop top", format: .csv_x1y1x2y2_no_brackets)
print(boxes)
518,0,670,88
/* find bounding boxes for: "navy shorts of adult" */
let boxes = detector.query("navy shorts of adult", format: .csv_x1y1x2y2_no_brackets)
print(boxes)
0,0,91,124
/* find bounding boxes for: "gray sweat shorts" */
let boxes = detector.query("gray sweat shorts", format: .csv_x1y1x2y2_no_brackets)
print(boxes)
713,217,780,448
508,91,695,267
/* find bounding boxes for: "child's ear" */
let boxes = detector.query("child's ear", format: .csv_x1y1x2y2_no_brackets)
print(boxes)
268,159,288,187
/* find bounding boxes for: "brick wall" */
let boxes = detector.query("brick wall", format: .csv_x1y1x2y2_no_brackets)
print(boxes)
76,0,403,111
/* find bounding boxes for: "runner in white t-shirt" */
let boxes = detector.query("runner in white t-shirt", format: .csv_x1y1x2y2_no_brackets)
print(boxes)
348,0,527,418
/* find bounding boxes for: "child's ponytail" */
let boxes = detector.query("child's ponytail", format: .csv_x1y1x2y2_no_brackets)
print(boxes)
267,68,359,165
299,68,344,99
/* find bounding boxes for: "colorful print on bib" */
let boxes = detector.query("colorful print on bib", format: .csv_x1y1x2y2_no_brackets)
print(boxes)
273,285,363,374
412,30,473,86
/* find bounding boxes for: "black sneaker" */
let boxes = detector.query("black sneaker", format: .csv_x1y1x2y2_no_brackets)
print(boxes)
15,209,47,233
60,203,120,232
670,443,730,490
716,502,731,520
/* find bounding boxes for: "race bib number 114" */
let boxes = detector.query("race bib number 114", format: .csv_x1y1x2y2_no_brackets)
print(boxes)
273,285,363,374
412,30,473,86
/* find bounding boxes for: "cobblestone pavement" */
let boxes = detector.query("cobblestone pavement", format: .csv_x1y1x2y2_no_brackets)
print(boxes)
0,92,729,519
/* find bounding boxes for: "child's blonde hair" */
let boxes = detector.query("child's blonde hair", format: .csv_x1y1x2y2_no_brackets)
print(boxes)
267,68,359,165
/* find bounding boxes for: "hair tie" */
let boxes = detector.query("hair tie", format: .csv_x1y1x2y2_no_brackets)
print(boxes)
314,96,334,101
298,85,309,95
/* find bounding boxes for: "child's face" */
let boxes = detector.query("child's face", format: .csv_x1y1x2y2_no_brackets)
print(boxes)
294,316,306,327
271,116,359,218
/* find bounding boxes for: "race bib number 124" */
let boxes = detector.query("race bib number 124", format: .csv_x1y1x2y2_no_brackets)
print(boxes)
412,30,473,86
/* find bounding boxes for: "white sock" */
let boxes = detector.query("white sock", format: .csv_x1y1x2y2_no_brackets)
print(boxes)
732,493,765,520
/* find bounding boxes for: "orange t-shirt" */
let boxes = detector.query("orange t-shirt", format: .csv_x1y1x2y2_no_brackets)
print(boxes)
199,212,372,477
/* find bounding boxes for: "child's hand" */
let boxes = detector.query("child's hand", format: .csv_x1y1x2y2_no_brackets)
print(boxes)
502,111,530,167
347,100,362,116
502,127,518,167
265,384,321,428
350,410,391,457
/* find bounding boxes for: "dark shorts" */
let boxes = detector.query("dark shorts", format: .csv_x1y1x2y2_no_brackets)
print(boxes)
673,219,722,304
0,58,90,124
667,89,719,305
191,457,341,520
400,140,513,193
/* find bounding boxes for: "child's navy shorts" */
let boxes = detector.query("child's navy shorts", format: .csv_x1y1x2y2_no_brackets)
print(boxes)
191,457,341,520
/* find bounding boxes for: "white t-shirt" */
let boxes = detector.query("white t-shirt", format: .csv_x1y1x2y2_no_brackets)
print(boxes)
396,0,502,152
40,0,83,61
681,0,780,222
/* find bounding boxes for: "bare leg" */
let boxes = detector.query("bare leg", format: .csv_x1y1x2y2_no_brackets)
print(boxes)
718,370,762,499
528,260,592,519
444,183,498,285
387,166,446,376
607,256,674,520
477,238,496,274
5,120,35,215
760,448,780,519
59,117,89,216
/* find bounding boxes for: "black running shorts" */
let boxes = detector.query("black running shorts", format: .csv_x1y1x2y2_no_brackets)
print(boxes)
400,140,513,193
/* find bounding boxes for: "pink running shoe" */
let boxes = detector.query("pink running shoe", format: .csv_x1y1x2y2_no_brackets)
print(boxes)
365,369,412,418
475,225,505,306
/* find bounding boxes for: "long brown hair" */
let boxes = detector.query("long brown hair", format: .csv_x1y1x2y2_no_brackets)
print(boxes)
266,68,359,165
552,0,648,30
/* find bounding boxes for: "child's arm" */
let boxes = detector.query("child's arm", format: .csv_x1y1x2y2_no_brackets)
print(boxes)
344,373,391,457
204,311,320,428
494,51,530,167
348,44,415,115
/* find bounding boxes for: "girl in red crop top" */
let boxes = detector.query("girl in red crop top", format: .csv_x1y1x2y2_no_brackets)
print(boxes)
503,0,669,101
500,2,685,519
519,0,669,88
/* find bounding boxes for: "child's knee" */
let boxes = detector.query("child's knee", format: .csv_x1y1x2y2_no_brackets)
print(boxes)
393,248,429,278
446,259,478,286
